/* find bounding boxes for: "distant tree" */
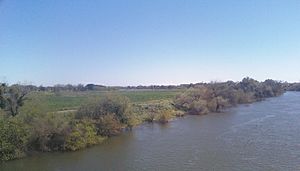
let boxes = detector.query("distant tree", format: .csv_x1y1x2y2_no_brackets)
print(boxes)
76,84,85,91
85,84,95,91
38,85,46,91
53,85,62,96
238,77,259,93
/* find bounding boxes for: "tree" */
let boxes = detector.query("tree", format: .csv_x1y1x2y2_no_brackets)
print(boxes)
0,85,29,117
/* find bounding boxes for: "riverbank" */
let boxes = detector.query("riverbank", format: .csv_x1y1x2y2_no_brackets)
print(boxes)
0,78,286,161
2,92,300,171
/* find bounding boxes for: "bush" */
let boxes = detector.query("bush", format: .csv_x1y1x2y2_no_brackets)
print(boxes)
94,114,123,136
76,94,136,136
158,110,173,123
144,112,156,122
26,113,71,152
174,78,285,115
190,99,209,115
125,114,140,128
0,119,29,161
133,100,178,122
76,94,132,125
65,120,104,151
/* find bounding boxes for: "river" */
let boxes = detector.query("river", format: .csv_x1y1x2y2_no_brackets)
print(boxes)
1,92,300,171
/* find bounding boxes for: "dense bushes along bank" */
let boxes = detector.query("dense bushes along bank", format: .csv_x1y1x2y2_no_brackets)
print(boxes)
174,77,285,115
0,94,138,161
0,78,286,161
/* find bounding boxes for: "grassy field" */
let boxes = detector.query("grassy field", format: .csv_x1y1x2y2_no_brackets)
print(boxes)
24,90,182,112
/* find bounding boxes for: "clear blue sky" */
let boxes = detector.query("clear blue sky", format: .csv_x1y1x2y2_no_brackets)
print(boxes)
1,0,300,86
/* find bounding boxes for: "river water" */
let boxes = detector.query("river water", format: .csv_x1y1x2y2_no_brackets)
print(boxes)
1,92,300,171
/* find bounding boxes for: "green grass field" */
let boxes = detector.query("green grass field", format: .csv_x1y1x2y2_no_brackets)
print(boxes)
24,90,182,112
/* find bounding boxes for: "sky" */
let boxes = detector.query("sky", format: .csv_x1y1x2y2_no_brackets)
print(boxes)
0,0,300,86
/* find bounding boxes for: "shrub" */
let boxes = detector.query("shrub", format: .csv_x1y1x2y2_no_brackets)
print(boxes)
65,120,104,151
76,94,136,136
207,96,229,112
190,99,209,115
134,100,178,122
94,114,123,136
158,110,173,123
125,114,140,128
145,112,156,122
26,113,71,152
236,91,255,104
0,119,29,161
76,94,132,125
174,77,285,115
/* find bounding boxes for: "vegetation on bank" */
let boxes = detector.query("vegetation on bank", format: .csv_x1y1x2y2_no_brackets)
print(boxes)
0,78,289,161
0,85,178,161
174,78,285,115
288,83,300,91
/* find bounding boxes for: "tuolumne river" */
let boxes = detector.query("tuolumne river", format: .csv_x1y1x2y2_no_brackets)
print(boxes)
1,92,300,171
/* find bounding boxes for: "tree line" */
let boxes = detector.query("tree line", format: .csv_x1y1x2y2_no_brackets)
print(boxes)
174,78,286,115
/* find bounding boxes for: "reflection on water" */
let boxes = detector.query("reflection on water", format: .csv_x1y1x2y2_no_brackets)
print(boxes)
1,92,300,171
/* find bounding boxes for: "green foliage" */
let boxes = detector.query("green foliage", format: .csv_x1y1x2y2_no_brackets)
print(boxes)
158,110,174,123
144,111,156,122
0,78,286,161
19,95,51,120
77,94,133,123
133,100,178,122
174,78,285,115
190,99,209,115
174,87,214,114
125,113,140,128
94,114,124,136
76,94,135,136
65,120,105,151
25,113,72,152
0,119,29,161
0,88,181,161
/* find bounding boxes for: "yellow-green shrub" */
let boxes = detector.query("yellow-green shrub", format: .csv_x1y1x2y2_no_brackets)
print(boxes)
158,110,174,123
0,119,29,161
65,120,104,151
